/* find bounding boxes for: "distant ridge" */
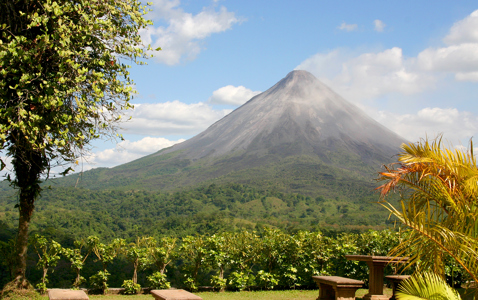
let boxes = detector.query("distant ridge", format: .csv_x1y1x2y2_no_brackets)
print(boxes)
65,70,407,194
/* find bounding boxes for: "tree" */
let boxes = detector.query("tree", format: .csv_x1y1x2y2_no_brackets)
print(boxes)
377,138,478,284
124,236,150,286
62,239,91,289
88,236,125,294
0,0,157,288
31,234,62,293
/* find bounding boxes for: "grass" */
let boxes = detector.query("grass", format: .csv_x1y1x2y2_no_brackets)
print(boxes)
34,289,391,300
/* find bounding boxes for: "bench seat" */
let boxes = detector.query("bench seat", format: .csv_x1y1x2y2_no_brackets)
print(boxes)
48,289,89,300
312,276,364,300
151,289,202,300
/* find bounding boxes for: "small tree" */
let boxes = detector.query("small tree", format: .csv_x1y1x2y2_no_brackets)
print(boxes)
62,239,91,289
88,236,125,294
180,235,207,291
31,234,62,294
122,236,151,294
146,237,176,289
0,0,157,288
206,233,232,291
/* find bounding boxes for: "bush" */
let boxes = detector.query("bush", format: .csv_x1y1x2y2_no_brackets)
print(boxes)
121,279,141,295
257,270,278,290
89,270,110,294
147,272,171,289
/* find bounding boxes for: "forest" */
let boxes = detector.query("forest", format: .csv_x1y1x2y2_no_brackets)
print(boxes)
0,182,396,241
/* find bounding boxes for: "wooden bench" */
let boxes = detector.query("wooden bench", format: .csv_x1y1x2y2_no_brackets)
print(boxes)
48,289,89,300
386,275,410,300
151,289,202,300
312,276,364,300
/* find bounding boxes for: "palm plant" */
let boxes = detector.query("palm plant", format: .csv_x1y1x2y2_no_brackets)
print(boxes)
377,138,478,286
397,271,461,300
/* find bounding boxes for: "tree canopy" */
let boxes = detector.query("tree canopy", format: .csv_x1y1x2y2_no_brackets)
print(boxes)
0,0,157,288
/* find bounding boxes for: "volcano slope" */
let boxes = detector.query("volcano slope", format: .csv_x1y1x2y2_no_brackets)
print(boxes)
63,70,405,196
0,70,407,236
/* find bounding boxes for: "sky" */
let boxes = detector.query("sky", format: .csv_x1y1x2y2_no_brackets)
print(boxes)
4,0,478,174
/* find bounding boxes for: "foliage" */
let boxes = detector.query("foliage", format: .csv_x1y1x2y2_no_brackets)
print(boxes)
210,275,227,291
31,234,62,293
88,237,125,293
228,271,252,291
397,271,461,300
0,229,403,291
377,138,478,283
0,182,397,241
180,235,208,291
124,237,151,284
147,237,177,275
89,270,110,292
256,270,279,290
62,239,90,289
0,0,157,285
0,239,16,283
121,279,141,295
147,272,170,289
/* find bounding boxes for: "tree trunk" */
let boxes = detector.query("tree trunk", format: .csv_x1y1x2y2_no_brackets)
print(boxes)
133,260,138,284
219,267,225,292
13,207,31,289
11,136,45,288
42,267,48,285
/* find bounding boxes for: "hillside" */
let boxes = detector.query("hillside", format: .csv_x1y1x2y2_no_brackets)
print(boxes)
0,70,405,237
56,70,406,194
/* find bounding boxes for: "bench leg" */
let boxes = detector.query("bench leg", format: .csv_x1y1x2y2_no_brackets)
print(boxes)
335,287,359,300
317,282,335,300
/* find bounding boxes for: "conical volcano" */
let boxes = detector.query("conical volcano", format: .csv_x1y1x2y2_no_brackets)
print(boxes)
160,70,404,162
71,70,406,194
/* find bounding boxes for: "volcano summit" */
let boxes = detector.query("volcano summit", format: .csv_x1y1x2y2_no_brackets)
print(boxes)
71,70,406,194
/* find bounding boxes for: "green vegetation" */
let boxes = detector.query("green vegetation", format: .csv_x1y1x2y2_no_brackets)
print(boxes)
0,229,408,292
0,0,157,289
378,138,478,298
0,183,396,242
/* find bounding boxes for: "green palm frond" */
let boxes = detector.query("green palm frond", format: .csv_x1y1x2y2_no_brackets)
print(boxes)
397,271,461,300
377,137,478,281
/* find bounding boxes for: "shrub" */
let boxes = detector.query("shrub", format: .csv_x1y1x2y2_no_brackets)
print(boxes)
122,279,141,295
147,272,171,289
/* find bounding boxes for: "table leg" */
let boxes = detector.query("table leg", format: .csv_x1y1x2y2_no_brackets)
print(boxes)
363,261,389,300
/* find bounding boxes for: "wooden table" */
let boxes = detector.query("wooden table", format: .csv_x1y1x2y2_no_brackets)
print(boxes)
345,255,408,300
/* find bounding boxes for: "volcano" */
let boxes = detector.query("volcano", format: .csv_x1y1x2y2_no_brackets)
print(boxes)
70,70,406,194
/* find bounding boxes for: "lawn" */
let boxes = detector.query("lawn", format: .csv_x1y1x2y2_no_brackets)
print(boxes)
37,289,390,300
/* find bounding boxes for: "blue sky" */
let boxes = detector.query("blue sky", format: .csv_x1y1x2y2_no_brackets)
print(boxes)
4,1,478,173
85,0,478,170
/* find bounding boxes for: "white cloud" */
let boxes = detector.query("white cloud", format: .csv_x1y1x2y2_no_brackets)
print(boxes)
297,47,435,103
443,10,478,45
208,85,261,105
338,22,357,32
413,10,478,82
85,137,186,169
122,101,232,136
141,0,241,65
417,44,478,73
374,107,478,144
374,19,386,32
